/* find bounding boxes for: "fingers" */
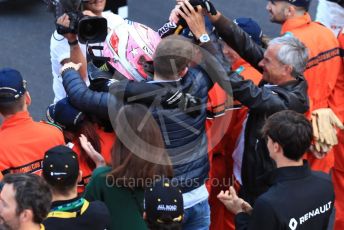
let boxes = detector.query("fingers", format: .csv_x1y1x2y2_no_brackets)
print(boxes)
56,13,70,27
75,63,82,71
329,110,344,129
229,186,238,199
217,190,231,200
60,62,82,74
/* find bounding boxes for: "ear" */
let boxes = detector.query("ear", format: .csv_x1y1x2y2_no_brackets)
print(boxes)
19,209,33,224
143,211,147,220
286,5,296,17
273,141,283,155
25,92,31,106
283,64,293,77
178,67,188,78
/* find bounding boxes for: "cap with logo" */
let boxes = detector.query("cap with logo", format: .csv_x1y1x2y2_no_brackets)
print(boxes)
42,145,79,187
144,180,183,224
0,68,26,103
46,97,85,129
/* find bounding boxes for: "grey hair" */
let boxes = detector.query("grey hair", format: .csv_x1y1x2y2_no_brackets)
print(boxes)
268,35,309,78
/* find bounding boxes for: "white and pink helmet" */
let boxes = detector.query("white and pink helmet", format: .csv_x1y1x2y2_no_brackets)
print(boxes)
102,20,161,81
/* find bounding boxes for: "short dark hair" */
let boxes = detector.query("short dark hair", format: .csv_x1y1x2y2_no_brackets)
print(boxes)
3,174,52,224
0,95,25,116
262,110,312,161
153,35,195,80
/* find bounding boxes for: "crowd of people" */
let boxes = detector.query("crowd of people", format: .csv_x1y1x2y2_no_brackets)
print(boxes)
0,0,344,229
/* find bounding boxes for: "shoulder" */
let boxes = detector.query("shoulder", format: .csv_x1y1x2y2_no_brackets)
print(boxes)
311,170,334,186
86,200,110,216
102,11,125,28
36,121,64,135
91,166,111,180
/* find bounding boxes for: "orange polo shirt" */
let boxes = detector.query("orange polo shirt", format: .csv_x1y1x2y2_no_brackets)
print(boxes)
281,13,342,173
0,111,65,176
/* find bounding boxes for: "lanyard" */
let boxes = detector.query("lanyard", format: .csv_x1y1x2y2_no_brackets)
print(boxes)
51,198,85,212
47,200,89,219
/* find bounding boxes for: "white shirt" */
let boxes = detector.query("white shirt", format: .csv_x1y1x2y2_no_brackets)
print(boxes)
183,184,209,209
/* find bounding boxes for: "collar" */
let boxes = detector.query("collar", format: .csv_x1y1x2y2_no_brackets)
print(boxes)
281,13,312,35
147,78,182,83
272,160,311,184
0,111,32,131
51,197,80,209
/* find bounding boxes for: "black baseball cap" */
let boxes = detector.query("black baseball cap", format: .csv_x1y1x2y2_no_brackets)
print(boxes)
144,180,184,224
269,0,311,9
42,145,79,187
0,68,26,103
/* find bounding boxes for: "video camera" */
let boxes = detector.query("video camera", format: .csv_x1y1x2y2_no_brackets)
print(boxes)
45,0,107,43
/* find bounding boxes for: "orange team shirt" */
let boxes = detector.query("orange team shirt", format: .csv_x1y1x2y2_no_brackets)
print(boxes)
331,31,344,171
281,13,342,115
281,13,343,172
72,126,116,193
0,111,65,176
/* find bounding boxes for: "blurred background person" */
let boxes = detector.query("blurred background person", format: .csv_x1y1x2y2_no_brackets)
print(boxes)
46,97,115,193
0,68,64,178
42,145,111,230
144,179,184,230
0,174,52,230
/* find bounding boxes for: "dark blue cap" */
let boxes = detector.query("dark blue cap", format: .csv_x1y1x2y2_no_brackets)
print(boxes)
269,0,311,9
234,18,263,46
46,97,85,129
0,68,26,102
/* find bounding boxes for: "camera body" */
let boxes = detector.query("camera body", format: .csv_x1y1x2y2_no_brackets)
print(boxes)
48,0,107,43
56,11,84,35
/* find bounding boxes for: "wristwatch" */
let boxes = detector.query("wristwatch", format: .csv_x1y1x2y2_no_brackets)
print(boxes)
198,34,210,43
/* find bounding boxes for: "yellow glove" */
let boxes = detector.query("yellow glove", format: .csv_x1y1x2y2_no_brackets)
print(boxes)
312,108,344,151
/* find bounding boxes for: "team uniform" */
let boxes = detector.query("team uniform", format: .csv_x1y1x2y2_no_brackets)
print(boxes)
235,162,334,230
280,13,343,173
0,111,65,175
43,197,111,230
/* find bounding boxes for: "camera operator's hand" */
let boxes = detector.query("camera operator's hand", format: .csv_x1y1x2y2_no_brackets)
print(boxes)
60,62,82,75
176,0,207,39
56,13,77,42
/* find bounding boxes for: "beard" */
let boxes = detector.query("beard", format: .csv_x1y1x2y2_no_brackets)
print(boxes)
0,216,19,230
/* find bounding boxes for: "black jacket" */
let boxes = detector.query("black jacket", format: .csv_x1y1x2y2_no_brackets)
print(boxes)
235,162,335,230
61,41,223,193
212,14,309,204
